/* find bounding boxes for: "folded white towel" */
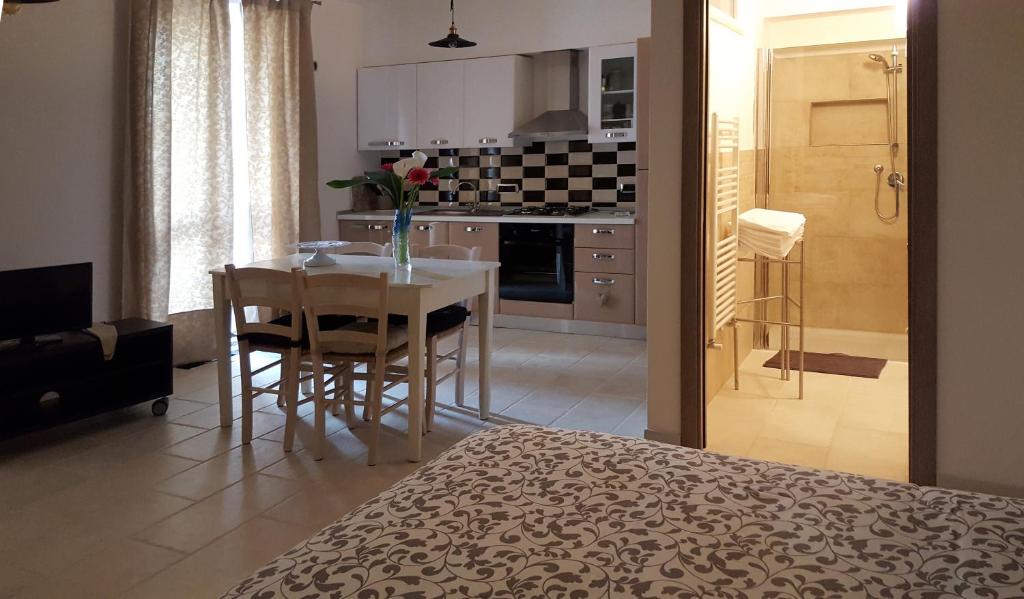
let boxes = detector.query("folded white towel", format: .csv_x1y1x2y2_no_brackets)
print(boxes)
86,322,118,360
738,209,805,259
739,208,806,236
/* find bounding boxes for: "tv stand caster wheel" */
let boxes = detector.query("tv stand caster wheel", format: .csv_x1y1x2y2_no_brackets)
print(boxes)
152,397,169,416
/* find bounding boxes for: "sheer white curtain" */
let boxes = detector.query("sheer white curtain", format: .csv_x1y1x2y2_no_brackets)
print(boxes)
241,0,320,259
125,0,317,364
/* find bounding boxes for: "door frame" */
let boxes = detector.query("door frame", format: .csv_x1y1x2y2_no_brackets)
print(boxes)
679,0,939,485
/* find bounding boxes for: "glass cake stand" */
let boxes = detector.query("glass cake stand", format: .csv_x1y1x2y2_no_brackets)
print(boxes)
291,240,351,268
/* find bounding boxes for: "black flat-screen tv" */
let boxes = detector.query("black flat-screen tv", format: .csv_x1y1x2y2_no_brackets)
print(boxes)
0,263,92,343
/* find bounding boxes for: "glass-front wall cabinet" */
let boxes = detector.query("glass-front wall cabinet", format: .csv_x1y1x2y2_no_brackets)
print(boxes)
588,43,637,143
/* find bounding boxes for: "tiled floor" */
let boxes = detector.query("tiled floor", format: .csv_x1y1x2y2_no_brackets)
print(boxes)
707,347,909,482
0,326,645,598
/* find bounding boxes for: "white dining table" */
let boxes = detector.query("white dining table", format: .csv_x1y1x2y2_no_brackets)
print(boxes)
209,253,499,462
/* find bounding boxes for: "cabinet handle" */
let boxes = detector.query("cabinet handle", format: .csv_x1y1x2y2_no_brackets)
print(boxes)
592,252,616,261
478,137,498,144
368,140,406,147
415,225,433,231
592,228,616,235
368,224,388,231
592,277,616,286
464,226,484,232
429,139,449,145
604,131,627,139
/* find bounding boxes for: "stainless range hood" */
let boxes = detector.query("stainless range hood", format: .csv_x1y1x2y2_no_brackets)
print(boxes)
509,50,588,144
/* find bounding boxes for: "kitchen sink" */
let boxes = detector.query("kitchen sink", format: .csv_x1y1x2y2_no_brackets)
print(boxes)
420,208,506,217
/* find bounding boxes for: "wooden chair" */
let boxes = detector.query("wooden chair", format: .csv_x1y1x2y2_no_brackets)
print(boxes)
417,245,481,432
295,270,411,465
224,265,305,447
334,242,391,257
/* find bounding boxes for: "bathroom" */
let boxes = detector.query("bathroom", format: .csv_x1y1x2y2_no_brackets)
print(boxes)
704,0,910,480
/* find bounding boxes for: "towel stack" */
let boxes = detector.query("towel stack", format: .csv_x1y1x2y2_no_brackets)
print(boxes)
738,208,806,259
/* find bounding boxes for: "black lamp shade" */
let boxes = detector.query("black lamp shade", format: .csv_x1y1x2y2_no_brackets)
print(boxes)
429,0,475,49
428,32,476,49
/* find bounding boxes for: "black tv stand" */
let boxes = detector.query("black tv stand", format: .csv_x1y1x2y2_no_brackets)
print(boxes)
1,318,173,440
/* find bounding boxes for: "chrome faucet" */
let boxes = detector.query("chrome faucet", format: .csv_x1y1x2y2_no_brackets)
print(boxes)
455,181,478,211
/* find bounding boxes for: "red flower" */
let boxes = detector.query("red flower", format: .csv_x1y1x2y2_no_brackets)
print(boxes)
406,167,430,185
381,162,394,171
430,177,440,186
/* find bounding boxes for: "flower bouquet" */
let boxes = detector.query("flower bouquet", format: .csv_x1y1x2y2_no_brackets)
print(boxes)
327,151,457,269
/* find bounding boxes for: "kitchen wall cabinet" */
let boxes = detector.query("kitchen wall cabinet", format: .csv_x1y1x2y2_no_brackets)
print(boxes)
587,43,638,144
416,61,464,149
357,64,417,151
463,56,533,149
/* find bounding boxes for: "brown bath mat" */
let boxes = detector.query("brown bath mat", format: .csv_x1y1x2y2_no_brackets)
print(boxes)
763,351,887,378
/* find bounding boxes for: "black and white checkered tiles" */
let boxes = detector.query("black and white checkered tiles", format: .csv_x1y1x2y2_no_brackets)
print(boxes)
380,141,637,208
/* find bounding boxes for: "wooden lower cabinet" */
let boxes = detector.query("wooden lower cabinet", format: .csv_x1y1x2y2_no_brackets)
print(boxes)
339,220,391,244
448,222,499,261
411,221,447,248
573,272,636,324
574,248,635,275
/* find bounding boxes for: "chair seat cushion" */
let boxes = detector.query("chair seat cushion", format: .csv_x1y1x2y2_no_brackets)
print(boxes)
238,313,356,349
321,322,408,356
388,304,469,337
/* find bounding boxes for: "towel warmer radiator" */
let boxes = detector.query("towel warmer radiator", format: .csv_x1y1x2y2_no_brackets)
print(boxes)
707,114,740,350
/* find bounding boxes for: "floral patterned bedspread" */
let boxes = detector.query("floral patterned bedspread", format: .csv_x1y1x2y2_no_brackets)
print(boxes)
223,425,1024,598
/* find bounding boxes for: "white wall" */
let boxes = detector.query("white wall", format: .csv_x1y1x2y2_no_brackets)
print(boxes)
312,0,376,237
935,0,1024,497
0,0,127,321
360,0,651,66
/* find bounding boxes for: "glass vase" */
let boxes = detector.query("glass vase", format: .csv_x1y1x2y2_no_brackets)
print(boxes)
392,207,413,270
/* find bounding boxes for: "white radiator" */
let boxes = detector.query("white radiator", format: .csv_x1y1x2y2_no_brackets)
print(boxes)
707,114,740,346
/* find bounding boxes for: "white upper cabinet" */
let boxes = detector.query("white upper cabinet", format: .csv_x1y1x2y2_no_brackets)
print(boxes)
357,64,417,151
463,55,533,149
416,61,464,149
587,43,637,144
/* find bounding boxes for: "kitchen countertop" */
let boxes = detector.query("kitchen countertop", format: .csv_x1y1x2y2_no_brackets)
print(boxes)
336,208,636,225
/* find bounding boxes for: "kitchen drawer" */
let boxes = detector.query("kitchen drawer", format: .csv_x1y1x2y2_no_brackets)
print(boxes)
574,248,635,275
573,272,635,324
339,219,391,244
448,222,499,262
574,224,634,249
410,221,448,248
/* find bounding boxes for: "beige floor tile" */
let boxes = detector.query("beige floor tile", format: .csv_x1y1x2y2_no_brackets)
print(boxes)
551,394,642,433
500,388,589,426
155,439,286,500
747,437,829,469
826,426,909,481
43,538,185,598
759,402,841,448
136,474,300,553
611,401,647,438
122,517,317,599
162,411,285,462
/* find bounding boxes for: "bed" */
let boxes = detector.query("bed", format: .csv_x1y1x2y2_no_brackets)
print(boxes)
224,425,1024,598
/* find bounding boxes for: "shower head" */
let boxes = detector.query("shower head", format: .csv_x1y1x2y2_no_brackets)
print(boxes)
868,53,890,69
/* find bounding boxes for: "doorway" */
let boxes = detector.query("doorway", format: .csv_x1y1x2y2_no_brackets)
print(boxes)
679,0,937,485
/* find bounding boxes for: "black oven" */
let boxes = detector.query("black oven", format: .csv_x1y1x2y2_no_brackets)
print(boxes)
499,223,574,304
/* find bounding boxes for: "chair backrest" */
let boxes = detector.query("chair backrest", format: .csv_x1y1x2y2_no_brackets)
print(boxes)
417,245,481,311
334,242,391,257
295,270,391,357
224,264,302,342
426,221,445,246
418,244,481,261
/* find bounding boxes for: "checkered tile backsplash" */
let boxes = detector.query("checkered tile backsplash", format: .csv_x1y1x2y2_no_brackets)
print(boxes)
380,140,637,208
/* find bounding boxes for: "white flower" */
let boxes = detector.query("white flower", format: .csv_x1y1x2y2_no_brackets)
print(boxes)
391,151,428,178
